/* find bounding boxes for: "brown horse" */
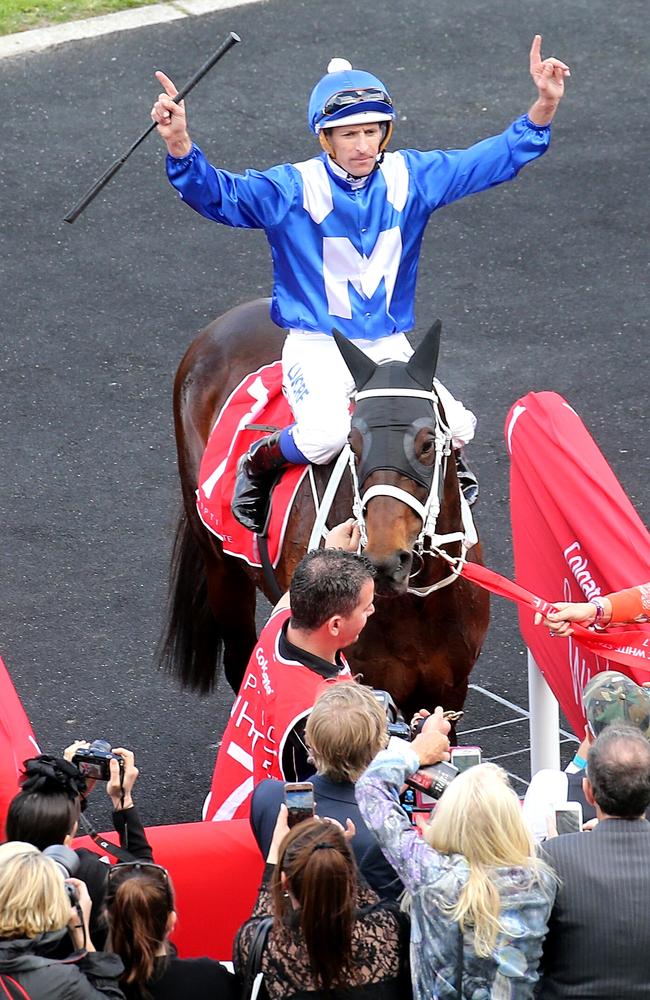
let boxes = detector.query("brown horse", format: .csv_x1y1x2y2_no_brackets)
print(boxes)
161,298,489,719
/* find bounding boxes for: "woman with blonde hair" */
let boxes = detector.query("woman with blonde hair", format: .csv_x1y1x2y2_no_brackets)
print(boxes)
356,712,556,999
0,841,124,998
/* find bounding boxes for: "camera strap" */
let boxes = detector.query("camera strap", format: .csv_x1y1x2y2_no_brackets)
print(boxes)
77,813,139,864
0,975,33,1000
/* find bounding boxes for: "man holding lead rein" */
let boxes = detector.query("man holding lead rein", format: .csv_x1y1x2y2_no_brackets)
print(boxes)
151,36,569,534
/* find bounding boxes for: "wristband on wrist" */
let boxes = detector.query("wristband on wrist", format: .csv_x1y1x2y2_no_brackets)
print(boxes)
590,598,606,623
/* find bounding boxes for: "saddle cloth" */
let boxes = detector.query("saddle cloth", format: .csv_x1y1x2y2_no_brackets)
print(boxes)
196,362,307,568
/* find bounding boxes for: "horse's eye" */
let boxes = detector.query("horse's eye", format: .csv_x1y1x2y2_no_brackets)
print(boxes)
421,438,434,454
348,427,363,458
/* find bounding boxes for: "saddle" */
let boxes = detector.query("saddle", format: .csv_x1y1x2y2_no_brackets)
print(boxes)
197,362,308,568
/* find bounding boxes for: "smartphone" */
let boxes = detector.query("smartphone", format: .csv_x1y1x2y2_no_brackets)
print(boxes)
553,801,583,836
408,762,459,809
450,746,482,773
284,782,315,828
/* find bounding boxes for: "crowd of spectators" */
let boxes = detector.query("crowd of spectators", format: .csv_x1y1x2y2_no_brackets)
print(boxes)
3,679,650,998
2,563,649,998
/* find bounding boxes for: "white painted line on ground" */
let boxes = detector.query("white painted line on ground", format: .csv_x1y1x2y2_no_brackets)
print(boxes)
469,683,577,742
505,771,529,788
0,0,266,60
469,683,531,717
489,746,532,762
459,716,529,737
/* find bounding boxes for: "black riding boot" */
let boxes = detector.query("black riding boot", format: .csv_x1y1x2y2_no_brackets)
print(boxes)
455,450,479,507
231,431,288,534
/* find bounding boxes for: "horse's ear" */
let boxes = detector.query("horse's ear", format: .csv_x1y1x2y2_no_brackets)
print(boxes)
405,319,442,388
332,328,378,390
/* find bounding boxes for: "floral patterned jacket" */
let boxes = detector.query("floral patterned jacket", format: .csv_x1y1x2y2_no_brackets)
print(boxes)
355,743,556,1000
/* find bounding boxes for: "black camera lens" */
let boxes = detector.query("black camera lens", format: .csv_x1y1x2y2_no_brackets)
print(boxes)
88,739,112,753
42,844,80,879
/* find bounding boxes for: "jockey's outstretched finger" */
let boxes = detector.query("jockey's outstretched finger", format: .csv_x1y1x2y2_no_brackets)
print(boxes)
530,34,542,66
155,70,179,98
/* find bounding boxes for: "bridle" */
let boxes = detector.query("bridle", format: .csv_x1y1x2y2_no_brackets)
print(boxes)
349,384,470,596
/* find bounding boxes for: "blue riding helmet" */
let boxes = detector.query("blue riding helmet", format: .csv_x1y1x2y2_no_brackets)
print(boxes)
308,58,395,136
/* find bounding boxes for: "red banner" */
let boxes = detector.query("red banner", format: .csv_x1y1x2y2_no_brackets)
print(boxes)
500,392,650,735
74,821,263,961
0,656,39,838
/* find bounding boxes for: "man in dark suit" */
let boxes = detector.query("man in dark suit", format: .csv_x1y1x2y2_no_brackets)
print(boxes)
250,681,405,900
539,723,650,998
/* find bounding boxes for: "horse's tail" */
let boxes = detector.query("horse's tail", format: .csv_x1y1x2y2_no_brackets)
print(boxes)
158,509,223,693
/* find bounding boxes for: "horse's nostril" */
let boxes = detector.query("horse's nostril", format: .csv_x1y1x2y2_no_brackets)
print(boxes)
397,550,411,572
373,551,412,585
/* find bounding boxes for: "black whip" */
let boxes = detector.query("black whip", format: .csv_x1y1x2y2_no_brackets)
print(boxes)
63,30,241,223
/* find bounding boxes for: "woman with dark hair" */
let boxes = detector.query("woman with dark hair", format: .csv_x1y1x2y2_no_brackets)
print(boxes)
5,750,152,947
6,756,87,852
234,808,410,998
104,862,238,999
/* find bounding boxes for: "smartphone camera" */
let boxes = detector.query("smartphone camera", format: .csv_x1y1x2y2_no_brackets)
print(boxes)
553,801,583,836
450,746,482,773
284,782,315,829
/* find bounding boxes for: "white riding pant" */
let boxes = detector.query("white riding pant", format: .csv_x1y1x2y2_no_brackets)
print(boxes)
282,330,477,464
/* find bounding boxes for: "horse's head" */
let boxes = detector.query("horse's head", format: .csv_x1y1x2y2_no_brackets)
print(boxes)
334,322,453,597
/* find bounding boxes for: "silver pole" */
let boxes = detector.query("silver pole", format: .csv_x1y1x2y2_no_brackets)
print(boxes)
527,649,560,774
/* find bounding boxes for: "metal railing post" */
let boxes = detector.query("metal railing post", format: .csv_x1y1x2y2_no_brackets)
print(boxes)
527,650,560,774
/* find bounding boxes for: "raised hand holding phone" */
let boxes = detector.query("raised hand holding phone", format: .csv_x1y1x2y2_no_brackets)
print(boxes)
284,782,315,828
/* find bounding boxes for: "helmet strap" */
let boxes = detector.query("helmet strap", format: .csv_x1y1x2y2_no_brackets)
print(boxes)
379,121,393,152
318,130,335,157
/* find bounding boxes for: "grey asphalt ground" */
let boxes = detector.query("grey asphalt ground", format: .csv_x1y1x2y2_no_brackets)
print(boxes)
1,0,647,828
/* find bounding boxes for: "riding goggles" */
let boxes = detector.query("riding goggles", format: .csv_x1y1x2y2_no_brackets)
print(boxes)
323,88,393,116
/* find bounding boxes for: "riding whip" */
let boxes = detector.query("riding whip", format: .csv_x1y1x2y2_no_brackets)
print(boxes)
63,30,241,224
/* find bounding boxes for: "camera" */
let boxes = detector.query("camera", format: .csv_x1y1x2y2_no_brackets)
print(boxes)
72,739,123,782
372,689,412,741
43,844,80,904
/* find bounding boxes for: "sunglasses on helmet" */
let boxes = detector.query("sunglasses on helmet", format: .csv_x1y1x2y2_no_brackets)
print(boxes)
105,861,174,911
323,88,393,117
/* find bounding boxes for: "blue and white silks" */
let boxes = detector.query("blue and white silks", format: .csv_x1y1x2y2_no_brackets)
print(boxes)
166,114,551,342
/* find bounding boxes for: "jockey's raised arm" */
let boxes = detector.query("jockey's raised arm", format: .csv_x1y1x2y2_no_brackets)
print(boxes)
152,37,569,535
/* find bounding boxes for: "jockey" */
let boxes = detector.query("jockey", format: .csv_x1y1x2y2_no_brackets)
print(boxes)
151,37,569,534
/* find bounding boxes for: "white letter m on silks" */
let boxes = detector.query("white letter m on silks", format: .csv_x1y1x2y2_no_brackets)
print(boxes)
323,227,402,320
